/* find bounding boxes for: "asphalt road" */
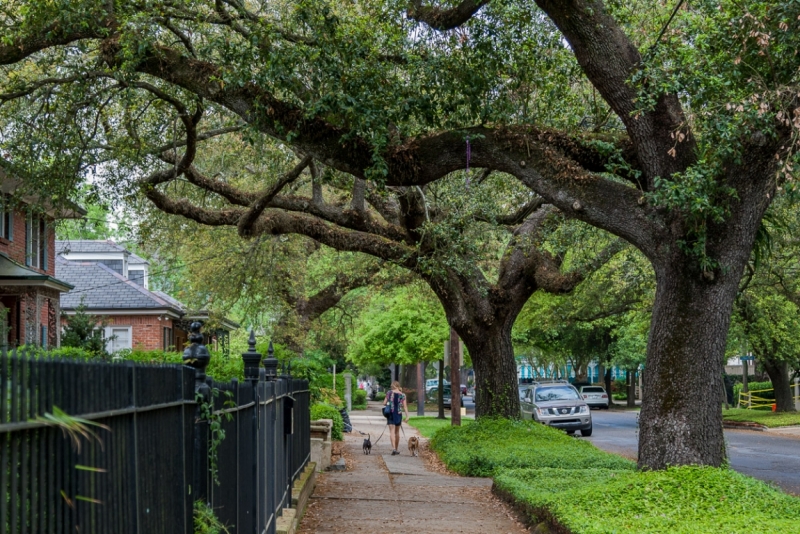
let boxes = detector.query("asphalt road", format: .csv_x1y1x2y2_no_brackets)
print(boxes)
584,409,800,495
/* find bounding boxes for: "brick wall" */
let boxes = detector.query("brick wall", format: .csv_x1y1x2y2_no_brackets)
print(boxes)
0,210,57,278
104,315,176,351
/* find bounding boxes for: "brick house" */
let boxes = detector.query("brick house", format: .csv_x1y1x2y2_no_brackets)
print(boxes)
56,240,238,354
0,173,84,348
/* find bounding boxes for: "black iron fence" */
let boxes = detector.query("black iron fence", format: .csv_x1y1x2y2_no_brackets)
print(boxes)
0,329,310,534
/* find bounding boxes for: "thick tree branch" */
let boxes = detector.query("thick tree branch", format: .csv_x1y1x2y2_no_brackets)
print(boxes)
479,196,545,226
532,0,696,187
408,0,491,31
237,155,312,237
298,266,381,322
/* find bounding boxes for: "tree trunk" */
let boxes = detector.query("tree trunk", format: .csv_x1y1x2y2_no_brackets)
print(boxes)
761,358,795,412
459,323,520,418
437,359,445,419
400,364,418,403
626,370,636,408
638,265,741,469
604,366,614,407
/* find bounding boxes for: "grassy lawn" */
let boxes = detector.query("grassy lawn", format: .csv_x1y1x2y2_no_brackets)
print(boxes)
421,417,799,533
407,416,472,438
723,408,800,427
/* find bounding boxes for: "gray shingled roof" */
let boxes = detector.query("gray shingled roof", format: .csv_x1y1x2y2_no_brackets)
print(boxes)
152,290,187,311
56,240,126,255
56,239,150,266
127,251,148,265
56,257,183,313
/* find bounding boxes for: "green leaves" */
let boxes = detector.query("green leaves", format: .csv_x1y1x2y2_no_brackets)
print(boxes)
346,284,448,366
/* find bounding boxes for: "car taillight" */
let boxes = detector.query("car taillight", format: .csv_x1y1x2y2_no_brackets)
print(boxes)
583,395,587,398
601,394,608,398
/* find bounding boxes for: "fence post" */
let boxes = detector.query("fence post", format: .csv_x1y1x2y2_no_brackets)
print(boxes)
242,330,263,533
344,374,352,412
280,352,294,511
183,321,212,504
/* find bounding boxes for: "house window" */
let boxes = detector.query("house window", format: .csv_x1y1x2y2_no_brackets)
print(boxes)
105,326,132,353
0,207,12,240
26,215,47,270
40,325,48,349
162,327,173,350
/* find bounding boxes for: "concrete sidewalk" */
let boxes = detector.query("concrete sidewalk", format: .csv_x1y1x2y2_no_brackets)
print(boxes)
297,413,528,533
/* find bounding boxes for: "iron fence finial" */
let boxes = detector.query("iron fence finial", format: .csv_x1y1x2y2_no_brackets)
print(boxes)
242,329,262,381
263,340,278,381
183,321,211,385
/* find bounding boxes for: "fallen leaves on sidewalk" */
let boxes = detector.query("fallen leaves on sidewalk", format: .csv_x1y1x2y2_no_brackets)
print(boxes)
419,438,458,476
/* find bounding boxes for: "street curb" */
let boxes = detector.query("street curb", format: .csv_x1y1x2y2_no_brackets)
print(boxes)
723,421,767,431
492,484,573,534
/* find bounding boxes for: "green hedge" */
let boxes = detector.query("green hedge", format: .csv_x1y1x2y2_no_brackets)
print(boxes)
310,403,344,441
430,418,633,477
353,389,367,410
374,391,386,401
426,418,798,533
494,466,800,534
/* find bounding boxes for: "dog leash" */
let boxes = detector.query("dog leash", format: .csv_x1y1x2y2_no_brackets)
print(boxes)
372,423,389,445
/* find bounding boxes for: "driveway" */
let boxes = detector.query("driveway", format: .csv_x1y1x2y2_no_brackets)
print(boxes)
585,410,800,495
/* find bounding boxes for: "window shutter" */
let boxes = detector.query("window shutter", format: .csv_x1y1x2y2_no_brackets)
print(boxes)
41,221,47,271
25,216,30,266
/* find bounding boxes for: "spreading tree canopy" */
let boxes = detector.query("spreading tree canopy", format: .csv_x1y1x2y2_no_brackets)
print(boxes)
2,0,800,468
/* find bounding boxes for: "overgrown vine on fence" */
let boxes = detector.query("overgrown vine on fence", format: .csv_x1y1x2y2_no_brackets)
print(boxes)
196,388,235,486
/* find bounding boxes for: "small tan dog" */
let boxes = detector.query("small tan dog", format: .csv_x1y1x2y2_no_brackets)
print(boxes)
407,436,419,457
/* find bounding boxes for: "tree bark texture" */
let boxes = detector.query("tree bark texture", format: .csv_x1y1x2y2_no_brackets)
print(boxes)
450,326,461,426
761,358,796,413
458,321,520,419
638,265,740,469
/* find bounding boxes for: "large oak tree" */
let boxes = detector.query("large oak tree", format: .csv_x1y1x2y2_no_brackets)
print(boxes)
2,1,799,468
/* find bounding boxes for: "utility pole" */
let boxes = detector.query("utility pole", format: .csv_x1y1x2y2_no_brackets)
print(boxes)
417,361,425,416
450,327,461,426
437,358,445,419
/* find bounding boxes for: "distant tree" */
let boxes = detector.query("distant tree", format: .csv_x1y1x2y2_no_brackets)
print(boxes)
347,285,448,368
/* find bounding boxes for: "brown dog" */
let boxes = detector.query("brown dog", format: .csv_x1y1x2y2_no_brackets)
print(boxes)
407,436,419,457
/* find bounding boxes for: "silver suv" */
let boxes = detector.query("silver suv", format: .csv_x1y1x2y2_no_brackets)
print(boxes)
520,381,592,436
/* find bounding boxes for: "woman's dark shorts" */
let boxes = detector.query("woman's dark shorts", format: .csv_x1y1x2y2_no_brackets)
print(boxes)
390,412,403,426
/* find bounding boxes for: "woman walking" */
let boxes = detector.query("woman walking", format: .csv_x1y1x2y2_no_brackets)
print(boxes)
384,381,409,455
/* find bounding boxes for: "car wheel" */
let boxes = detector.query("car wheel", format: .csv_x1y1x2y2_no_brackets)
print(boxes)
580,426,593,437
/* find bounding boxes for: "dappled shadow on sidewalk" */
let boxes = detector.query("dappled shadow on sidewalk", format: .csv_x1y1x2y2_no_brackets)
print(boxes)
298,415,529,533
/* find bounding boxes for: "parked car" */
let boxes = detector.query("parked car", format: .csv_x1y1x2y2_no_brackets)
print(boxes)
426,378,450,392
460,384,468,396
578,385,609,409
427,385,452,408
519,381,592,436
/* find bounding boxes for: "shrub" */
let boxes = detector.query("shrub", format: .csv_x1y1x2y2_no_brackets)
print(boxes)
42,346,95,360
193,500,230,534
60,301,110,358
352,389,367,409
310,403,344,441
117,349,182,364
375,391,386,402
494,466,800,533
430,418,634,477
